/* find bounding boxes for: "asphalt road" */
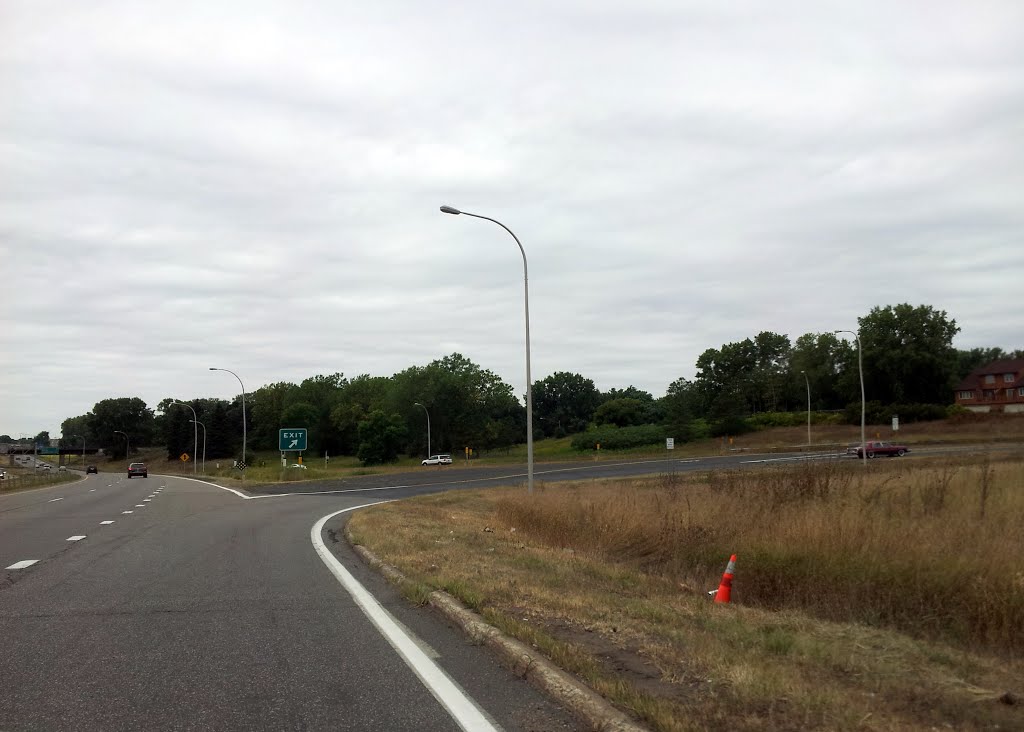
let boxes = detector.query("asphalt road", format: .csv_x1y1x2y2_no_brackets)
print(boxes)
0,444,1006,730
0,472,581,731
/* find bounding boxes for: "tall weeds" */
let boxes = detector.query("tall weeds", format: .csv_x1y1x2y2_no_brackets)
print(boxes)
495,454,1024,655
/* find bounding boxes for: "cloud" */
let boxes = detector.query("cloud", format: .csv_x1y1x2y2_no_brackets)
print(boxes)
2,0,1022,435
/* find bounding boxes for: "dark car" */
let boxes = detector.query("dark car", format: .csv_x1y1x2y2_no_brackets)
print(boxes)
847,441,910,459
86,465,98,474
127,462,148,478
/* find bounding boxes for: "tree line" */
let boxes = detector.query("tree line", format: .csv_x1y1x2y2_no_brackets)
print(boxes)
51,304,1020,464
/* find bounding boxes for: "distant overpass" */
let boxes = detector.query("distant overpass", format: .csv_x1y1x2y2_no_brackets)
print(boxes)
1,444,103,456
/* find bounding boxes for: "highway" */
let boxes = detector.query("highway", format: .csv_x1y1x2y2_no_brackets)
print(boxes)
0,472,581,731
0,445,996,730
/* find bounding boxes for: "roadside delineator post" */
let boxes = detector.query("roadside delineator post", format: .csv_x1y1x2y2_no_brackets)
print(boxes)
712,554,737,604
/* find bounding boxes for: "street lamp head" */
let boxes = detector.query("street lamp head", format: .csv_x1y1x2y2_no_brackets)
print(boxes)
439,205,462,215
209,367,218,371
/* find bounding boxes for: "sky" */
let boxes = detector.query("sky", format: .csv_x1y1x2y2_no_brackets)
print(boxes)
2,0,1023,438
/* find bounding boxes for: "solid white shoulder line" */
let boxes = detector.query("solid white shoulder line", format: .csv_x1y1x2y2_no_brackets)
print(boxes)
311,504,499,732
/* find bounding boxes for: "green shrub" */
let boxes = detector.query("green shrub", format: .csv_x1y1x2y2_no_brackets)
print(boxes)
747,411,844,430
844,401,948,425
570,424,666,451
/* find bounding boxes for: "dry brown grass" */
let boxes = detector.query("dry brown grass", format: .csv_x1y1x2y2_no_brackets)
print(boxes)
349,452,1024,731
730,411,1024,451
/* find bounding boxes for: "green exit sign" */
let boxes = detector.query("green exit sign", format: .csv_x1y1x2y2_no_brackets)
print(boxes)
279,428,307,451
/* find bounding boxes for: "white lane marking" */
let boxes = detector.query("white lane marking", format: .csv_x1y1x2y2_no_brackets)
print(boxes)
89,489,96,492
741,452,841,464
143,499,152,502
67,535,86,541
6,560,39,570
100,521,114,525
121,510,133,514
48,497,64,502
311,504,498,732
135,504,145,507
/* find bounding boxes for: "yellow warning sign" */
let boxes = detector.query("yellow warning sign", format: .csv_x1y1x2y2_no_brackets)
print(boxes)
180,453,190,462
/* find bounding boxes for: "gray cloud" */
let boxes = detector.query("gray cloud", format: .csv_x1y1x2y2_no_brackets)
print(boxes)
2,0,1022,436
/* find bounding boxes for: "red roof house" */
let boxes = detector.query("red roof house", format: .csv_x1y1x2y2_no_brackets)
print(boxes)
954,358,1024,413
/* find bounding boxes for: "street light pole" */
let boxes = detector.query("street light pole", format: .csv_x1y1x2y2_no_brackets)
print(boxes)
441,204,534,494
413,402,431,458
113,430,129,463
191,419,206,475
171,402,198,475
800,370,811,446
209,367,247,472
834,330,866,466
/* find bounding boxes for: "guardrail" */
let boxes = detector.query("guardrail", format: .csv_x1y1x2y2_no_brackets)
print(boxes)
0,472,78,493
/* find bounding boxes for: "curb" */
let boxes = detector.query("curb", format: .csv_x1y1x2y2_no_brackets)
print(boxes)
345,527,649,732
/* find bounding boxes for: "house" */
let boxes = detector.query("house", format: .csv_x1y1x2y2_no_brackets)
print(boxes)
954,358,1024,413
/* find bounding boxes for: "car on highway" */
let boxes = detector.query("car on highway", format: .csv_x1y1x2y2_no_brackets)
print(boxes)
421,454,453,466
37,463,51,471
290,463,307,469
58,465,67,472
0,469,6,479
127,462,148,478
846,441,910,459
86,465,98,474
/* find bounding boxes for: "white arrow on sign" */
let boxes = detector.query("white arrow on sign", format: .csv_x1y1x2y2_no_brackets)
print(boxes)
289,439,299,448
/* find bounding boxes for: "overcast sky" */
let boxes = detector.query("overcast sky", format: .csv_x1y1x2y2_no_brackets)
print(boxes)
2,0,1022,438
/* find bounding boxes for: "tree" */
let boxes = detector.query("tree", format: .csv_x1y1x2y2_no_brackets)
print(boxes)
601,386,654,404
857,304,960,404
594,398,648,427
789,332,848,410
249,382,298,450
532,372,601,437
86,397,155,459
292,373,348,455
356,410,406,465
331,374,391,455
692,332,795,431
158,400,193,461
34,430,51,447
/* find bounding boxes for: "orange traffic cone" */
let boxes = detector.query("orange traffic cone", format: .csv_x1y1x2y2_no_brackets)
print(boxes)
713,554,737,604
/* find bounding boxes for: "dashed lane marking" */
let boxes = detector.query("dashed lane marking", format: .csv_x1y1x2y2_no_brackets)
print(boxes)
48,498,64,502
100,521,114,525
135,504,145,507
67,536,86,542
121,510,133,514
6,560,39,570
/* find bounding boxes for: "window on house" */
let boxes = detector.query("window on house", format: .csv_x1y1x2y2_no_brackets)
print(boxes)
1005,374,1015,383
984,374,995,384
1019,387,1024,397
958,391,973,400
1008,389,1015,399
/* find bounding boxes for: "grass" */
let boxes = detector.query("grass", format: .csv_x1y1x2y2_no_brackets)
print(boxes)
348,451,1024,731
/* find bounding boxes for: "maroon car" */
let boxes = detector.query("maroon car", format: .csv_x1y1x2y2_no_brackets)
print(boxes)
846,441,910,459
